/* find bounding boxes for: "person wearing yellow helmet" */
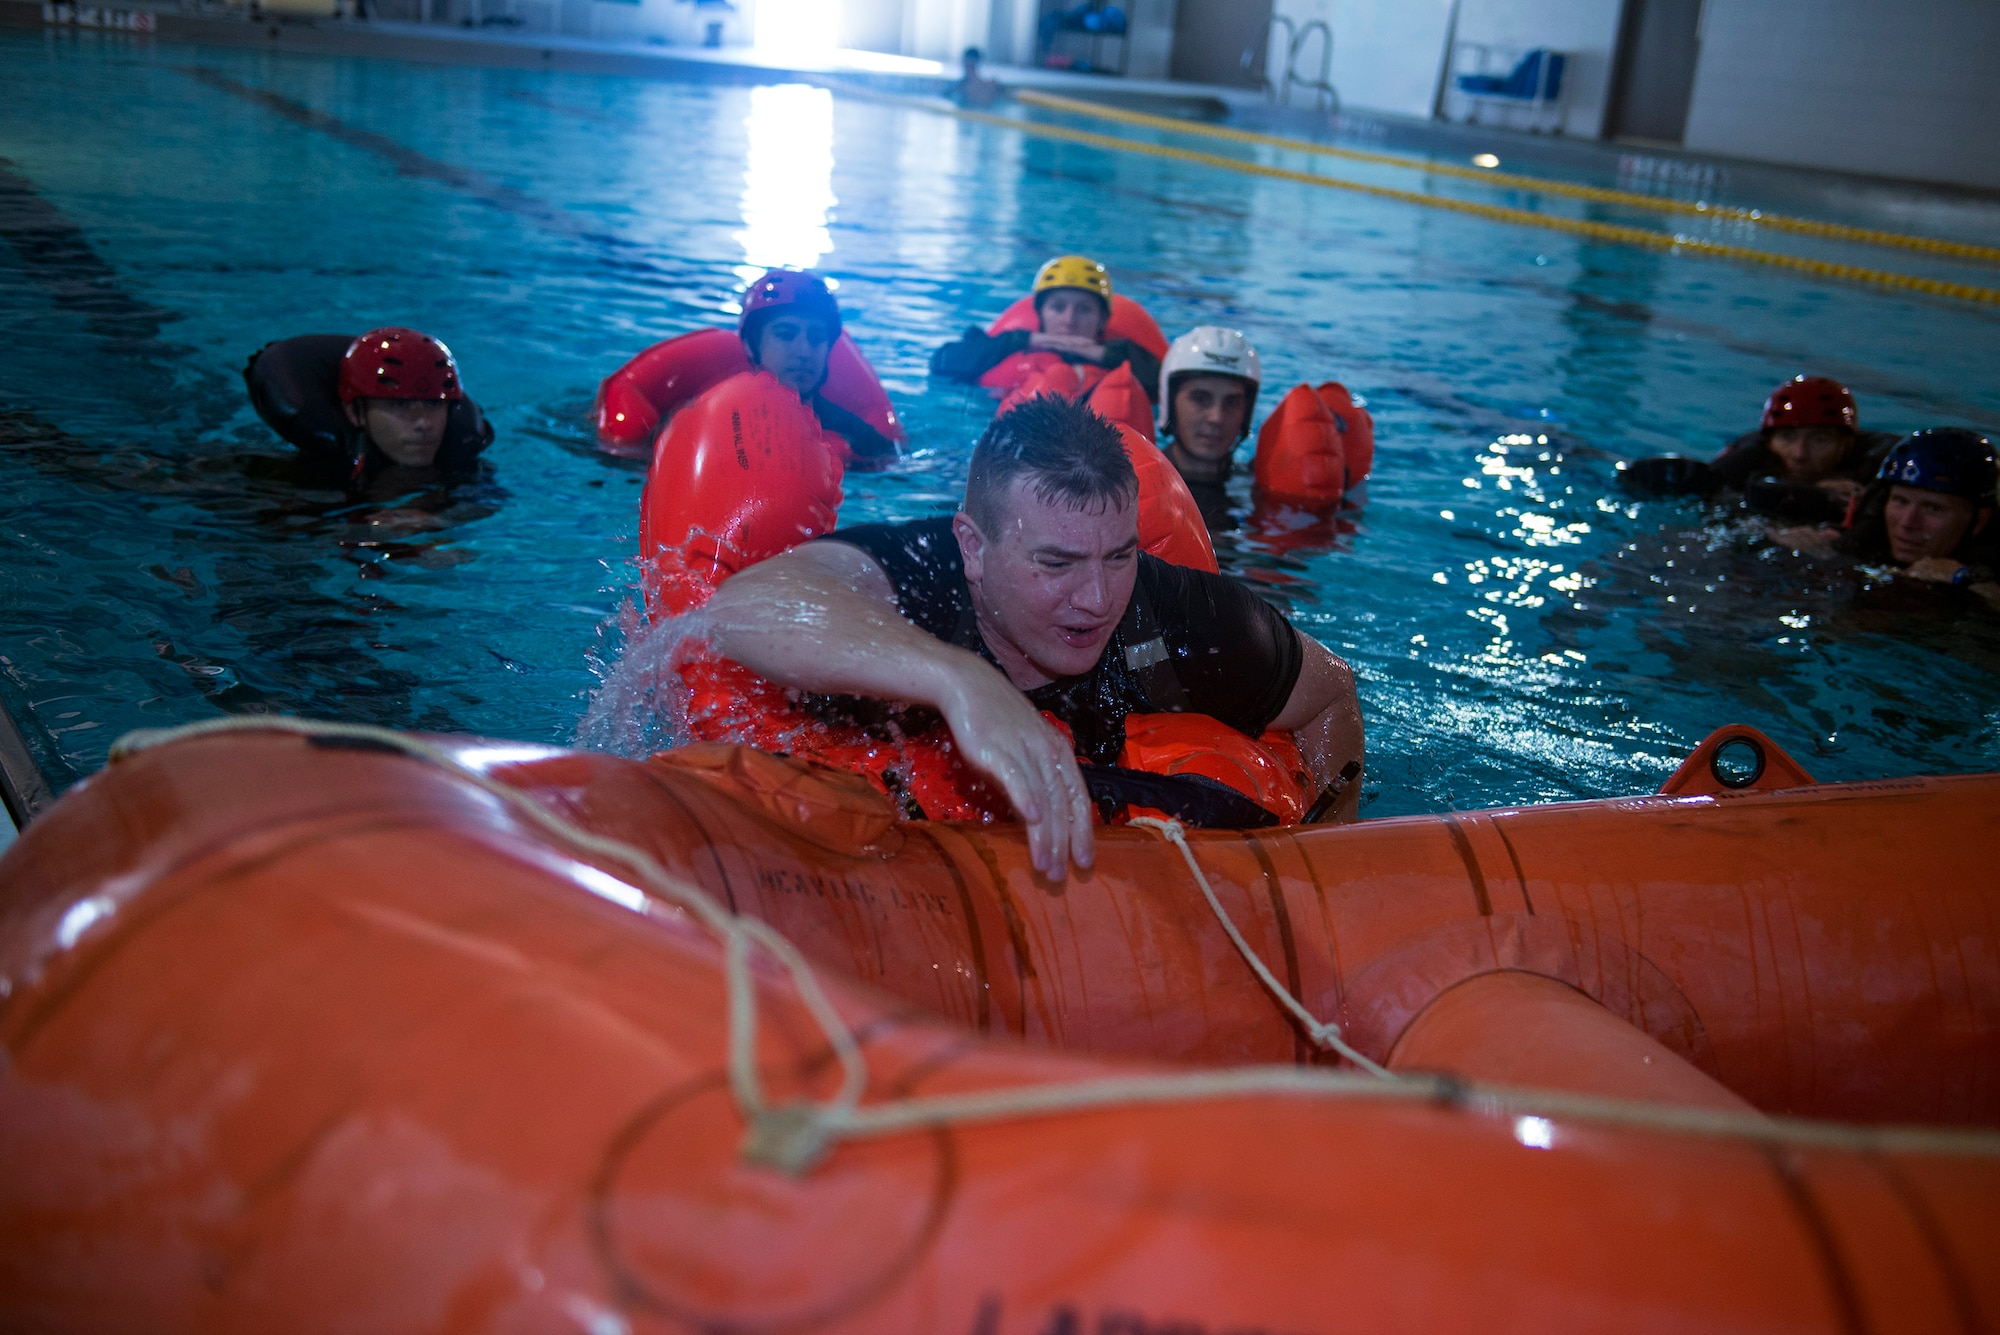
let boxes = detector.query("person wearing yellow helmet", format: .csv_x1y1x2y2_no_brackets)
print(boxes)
929,255,1164,398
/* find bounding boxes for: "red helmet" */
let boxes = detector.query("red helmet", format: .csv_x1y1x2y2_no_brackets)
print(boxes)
738,269,842,341
338,328,464,405
1760,375,1856,432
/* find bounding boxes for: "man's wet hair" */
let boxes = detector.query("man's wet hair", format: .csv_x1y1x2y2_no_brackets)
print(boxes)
963,394,1138,537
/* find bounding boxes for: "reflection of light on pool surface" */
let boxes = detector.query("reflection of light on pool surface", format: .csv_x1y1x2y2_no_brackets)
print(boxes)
735,83,836,277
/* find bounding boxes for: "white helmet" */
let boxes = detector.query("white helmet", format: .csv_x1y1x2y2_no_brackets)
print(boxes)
1157,326,1263,438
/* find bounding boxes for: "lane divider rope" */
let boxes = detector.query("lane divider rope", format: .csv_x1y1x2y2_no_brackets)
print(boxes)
1014,89,2000,267
916,99,2000,306
103,716,2000,1174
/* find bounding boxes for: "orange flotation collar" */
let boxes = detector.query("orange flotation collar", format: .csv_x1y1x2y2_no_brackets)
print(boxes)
1253,381,1376,505
597,326,904,458
975,292,1169,403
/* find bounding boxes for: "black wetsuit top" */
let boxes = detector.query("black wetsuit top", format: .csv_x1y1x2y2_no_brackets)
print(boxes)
822,516,1303,764
811,393,898,464
1700,428,1898,520
244,334,493,483
928,327,1164,402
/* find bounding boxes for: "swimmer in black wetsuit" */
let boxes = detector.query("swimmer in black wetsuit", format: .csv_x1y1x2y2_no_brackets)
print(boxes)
739,269,898,466
1620,375,1897,521
701,394,1366,878
1773,428,2000,606
244,327,493,486
928,255,1163,398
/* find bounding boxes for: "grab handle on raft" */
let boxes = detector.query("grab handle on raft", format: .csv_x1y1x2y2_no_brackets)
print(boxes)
1302,759,1363,824
1128,816,1395,1076
1658,724,1817,797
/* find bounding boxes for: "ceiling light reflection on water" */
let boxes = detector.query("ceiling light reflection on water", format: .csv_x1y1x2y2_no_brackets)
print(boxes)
734,83,836,280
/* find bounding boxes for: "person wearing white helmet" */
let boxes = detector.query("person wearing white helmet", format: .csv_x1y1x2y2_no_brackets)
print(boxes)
1158,326,1262,492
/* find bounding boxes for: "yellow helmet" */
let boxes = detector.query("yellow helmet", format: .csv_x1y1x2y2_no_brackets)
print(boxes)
1032,255,1112,306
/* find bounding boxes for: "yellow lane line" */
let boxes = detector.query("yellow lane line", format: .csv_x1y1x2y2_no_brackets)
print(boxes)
941,104,2000,306
1013,89,2000,268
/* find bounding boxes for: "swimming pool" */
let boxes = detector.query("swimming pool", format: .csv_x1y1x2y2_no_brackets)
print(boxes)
5,26,2000,819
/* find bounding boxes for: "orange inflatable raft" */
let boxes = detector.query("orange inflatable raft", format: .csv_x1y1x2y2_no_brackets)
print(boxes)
597,326,904,458
1,718,1996,1332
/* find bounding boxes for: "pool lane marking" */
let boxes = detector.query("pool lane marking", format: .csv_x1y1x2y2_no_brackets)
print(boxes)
932,103,2000,306
179,67,626,248
1014,89,2000,268
0,156,182,359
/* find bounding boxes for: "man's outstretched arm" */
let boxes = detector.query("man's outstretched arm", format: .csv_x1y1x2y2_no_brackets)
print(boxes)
702,541,1096,878
1270,632,1366,822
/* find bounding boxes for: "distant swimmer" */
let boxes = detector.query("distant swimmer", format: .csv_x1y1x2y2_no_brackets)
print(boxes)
1620,375,1896,521
701,394,1367,877
953,45,1001,108
738,269,899,465
244,328,493,484
928,255,1165,405
595,268,902,465
1773,428,2000,604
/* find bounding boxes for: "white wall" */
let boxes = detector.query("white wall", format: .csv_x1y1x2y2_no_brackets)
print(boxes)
1272,0,1456,119
1123,0,1179,80
842,0,908,53
897,0,989,60
1684,0,2000,190
985,0,1038,64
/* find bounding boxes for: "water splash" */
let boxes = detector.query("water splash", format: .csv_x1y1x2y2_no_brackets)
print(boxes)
575,601,710,758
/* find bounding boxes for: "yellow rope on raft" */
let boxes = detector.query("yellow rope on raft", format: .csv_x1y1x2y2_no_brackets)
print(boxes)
942,103,2000,306
1014,89,2000,267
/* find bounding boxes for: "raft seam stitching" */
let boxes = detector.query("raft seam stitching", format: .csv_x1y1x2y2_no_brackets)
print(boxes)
1441,815,1494,917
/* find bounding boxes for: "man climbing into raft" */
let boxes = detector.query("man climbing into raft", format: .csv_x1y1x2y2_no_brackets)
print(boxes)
929,255,1165,404
701,394,1366,880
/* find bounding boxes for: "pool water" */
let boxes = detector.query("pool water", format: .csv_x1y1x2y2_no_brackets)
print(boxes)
5,28,2000,818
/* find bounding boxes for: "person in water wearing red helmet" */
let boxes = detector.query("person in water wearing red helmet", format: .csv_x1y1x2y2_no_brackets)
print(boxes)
928,256,1163,398
1620,375,1897,521
1773,428,2000,604
739,269,897,464
244,327,493,485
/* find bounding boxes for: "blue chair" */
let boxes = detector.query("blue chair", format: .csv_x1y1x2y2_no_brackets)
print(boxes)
1451,46,1568,131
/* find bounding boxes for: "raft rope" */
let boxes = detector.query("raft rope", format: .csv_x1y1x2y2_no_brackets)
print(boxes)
904,97,2000,306
1128,815,1391,1077
1012,89,2000,268
106,716,2000,1175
